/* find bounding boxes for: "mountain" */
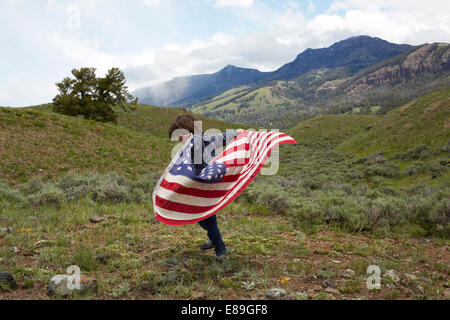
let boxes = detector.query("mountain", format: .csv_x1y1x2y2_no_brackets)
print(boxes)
266,35,412,81
192,42,449,129
134,36,412,108
133,65,267,107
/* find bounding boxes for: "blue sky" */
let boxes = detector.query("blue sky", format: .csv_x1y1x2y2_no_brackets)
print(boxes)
1,0,449,107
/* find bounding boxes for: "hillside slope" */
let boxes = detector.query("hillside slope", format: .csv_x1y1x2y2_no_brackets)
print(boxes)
336,88,450,157
287,114,379,147
0,104,244,184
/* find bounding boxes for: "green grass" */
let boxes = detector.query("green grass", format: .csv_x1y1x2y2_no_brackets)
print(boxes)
336,88,450,157
288,114,379,147
192,86,297,128
0,104,245,184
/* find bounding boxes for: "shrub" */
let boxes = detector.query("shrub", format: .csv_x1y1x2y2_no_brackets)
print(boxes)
18,178,44,195
57,173,95,201
364,163,400,178
364,197,408,231
92,179,131,203
405,161,428,176
429,161,448,179
302,175,327,190
29,183,65,208
412,193,449,237
394,144,432,160
443,140,450,154
0,181,28,206
130,173,160,194
244,183,290,214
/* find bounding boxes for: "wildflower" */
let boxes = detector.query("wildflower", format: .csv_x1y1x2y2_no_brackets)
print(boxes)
281,277,291,285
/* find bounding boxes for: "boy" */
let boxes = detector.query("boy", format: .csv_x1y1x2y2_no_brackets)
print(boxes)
169,114,241,260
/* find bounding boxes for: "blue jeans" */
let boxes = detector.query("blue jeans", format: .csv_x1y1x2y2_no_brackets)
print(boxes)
198,214,227,255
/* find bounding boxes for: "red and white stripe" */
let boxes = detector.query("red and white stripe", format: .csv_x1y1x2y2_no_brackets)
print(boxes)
153,130,297,225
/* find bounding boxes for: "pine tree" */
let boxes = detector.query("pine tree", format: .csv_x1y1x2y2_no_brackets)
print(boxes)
53,67,135,123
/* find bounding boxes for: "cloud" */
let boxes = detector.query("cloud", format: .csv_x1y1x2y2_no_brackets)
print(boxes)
1,0,450,107
0,78,58,107
214,0,254,8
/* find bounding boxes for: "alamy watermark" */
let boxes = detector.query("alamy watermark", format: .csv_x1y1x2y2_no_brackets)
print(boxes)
51,265,81,290
66,5,81,30
366,265,381,290
170,121,281,176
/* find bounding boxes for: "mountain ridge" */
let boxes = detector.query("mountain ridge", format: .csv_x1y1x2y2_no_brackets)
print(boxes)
192,42,449,129
133,35,413,107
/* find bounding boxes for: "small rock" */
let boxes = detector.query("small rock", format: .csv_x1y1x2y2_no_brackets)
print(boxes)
342,269,355,279
405,273,418,281
48,275,97,297
0,272,18,290
416,284,425,295
241,281,255,291
444,288,450,298
325,288,339,294
312,284,322,292
265,288,286,299
0,227,12,238
383,270,400,282
322,279,336,288
295,291,309,300
305,275,317,282
332,260,341,264
190,291,206,300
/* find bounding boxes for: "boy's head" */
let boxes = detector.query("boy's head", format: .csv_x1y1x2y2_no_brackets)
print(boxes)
169,114,196,139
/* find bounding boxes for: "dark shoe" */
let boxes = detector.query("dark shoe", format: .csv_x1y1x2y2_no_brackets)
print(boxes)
199,240,214,251
216,251,229,261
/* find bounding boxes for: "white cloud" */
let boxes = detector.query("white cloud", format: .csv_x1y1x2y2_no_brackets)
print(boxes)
1,0,450,107
0,78,58,107
214,0,254,8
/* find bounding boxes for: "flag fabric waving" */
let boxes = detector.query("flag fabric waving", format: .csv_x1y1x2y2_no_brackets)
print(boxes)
153,130,297,225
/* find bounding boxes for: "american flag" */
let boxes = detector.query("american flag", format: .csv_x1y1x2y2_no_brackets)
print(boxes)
153,130,297,225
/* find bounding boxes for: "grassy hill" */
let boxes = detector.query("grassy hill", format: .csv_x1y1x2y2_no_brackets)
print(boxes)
192,85,298,128
288,114,379,147
0,104,244,184
336,88,450,157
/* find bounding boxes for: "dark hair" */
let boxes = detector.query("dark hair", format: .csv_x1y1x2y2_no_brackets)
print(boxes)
169,114,196,138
